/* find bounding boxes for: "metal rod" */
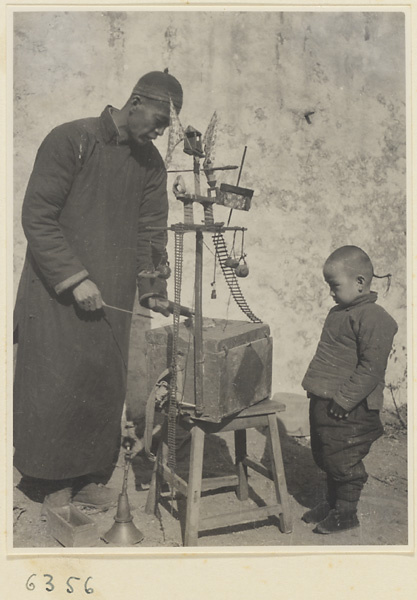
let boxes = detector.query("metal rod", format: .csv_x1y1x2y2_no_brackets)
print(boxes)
227,146,247,226
236,146,247,187
122,451,131,495
167,165,238,173
103,302,153,318
147,225,247,232
178,401,198,408
194,229,204,415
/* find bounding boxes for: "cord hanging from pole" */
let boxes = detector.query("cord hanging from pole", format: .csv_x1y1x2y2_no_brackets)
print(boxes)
211,248,217,299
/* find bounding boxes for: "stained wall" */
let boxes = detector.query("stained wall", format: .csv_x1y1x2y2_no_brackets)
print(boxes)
13,10,407,415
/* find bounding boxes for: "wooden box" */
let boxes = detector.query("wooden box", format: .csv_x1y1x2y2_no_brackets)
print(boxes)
145,318,272,422
46,505,98,547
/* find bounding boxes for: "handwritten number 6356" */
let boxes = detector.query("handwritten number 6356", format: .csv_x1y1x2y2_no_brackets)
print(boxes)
25,574,94,594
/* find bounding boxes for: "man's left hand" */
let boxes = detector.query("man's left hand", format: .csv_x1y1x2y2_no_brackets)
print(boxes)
329,400,349,420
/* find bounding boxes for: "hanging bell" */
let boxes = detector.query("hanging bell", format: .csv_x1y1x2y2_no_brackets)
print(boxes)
102,493,144,546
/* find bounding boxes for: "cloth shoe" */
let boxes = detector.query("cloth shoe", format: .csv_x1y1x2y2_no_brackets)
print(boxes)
72,482,119,509
302,501,331,524
313,509,359,534
335,498,359,513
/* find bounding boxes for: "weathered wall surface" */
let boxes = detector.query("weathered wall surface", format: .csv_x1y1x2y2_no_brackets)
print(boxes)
13,11,407,415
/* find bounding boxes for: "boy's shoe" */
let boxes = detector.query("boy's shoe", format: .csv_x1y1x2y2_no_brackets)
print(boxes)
313,509,359,534
72,482,119,509
302,501,331,524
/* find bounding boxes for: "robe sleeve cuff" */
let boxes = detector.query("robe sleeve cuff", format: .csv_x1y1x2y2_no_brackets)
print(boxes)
332,393,360,413
137,277,167,307
54,270,89,295
139,292,167,308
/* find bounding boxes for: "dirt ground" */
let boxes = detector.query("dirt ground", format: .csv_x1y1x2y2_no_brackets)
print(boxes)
12,407,407,549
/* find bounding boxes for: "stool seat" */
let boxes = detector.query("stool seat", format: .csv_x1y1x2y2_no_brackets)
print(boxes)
226,398,286,418
145,397,292,546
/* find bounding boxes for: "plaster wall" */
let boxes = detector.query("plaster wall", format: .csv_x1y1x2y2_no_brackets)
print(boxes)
13,10,407,415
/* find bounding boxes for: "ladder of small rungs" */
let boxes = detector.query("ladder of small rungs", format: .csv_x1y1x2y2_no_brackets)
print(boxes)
204,205,214,225
183,203,194,225
212,232,262,323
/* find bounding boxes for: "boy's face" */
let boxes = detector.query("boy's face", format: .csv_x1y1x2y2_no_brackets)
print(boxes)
323,261,363,306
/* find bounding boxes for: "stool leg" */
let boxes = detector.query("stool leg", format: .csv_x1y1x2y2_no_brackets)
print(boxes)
267,414,292,533
234,429,249,501
184,424,205,547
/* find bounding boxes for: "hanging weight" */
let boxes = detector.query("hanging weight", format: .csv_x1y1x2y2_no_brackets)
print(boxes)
225,256,239,268
235,261,249,278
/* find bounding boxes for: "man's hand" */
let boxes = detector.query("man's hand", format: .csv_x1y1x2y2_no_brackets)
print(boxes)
148,297,171,317
329,400,349,420
73,279,103,311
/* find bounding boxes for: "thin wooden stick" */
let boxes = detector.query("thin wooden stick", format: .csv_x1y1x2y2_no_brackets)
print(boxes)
103,301,153,318
236,146,248,187
227,146,247,226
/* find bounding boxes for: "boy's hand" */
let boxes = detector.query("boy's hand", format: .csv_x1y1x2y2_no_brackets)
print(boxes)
329,400,349,420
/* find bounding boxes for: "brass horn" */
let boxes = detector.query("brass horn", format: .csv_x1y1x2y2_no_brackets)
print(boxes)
102,437,144,546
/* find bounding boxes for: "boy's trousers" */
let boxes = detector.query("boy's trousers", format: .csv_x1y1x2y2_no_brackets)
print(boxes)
309,395,384,511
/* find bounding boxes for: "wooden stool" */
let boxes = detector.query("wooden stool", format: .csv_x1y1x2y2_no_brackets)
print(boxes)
145,398,292,546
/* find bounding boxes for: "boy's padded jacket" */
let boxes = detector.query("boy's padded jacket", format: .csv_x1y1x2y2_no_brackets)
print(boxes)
302,292,398,412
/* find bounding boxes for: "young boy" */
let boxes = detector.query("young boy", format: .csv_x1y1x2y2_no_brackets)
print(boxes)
301,245,398,534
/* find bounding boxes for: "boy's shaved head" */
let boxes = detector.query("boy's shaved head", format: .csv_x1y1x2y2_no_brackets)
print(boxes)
324,245,374,284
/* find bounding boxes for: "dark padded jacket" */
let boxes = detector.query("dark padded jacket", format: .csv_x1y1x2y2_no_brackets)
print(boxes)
302,292,398,412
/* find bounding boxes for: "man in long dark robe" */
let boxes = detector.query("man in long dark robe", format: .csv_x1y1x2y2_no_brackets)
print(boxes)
14,70,183,514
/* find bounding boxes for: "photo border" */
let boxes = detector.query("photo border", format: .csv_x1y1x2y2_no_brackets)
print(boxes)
1,1,416,597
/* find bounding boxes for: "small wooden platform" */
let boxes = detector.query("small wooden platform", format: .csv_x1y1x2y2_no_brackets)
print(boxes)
145,398,292,546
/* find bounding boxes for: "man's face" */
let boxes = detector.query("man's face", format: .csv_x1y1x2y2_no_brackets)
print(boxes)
323,261,362,306
126,96,170,146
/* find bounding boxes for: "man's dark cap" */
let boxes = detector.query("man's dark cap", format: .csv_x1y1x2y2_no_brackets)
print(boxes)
132,68,183,112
